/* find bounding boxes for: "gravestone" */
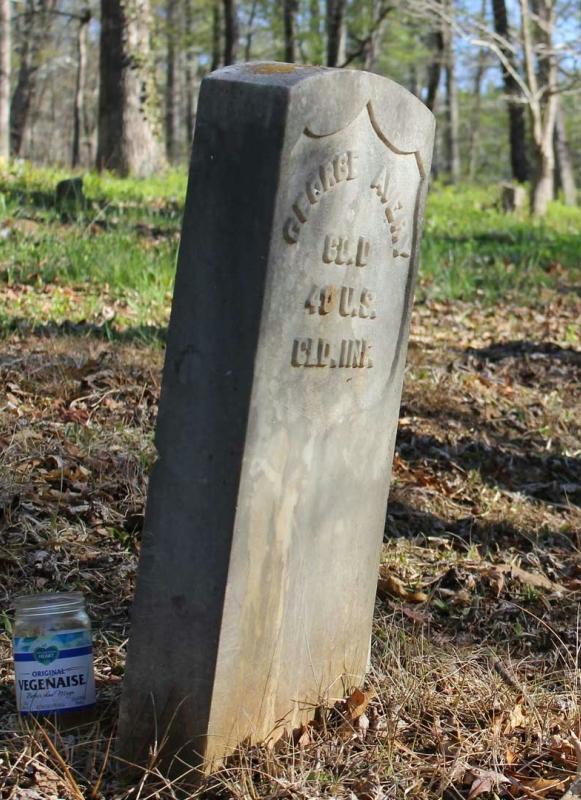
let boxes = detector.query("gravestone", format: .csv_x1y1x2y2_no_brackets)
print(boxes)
501,181,526,212
55,177,86,218
118,63,435,770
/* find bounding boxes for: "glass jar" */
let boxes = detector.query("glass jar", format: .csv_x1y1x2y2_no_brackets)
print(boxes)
13,592,96,726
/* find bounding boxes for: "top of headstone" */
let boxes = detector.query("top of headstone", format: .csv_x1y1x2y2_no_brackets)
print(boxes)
208,62,329,88
206,62,434,158
208,62,430,97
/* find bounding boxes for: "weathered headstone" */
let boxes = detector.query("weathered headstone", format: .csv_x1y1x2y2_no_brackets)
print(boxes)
55,177,86,217
118,63,435,769
501,181,526,212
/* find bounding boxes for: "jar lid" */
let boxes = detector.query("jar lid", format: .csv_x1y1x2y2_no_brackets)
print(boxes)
14,592,85,615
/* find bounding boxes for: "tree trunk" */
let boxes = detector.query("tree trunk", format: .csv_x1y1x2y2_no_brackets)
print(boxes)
554,102,576,206
211,0,221,70
491,0,529,182
243,0,258,61
409,65,420,97
362,0,383,72
283,0,298,62
424,29,444,112
468,57,486,180
532,151,553,215
10,0,55,156
443,11,460,182
72,10,90,168
467,63,484,180
309,0,322,63
522,0,557,216
326,0,346,67
10,18,32,155
467,0,487,180
0,0,9,160
165,0,177,162
97,0,164,176
184,0,195,144
223,0,238,65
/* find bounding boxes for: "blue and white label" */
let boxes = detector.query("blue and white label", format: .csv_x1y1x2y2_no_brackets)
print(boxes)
14,629,95,714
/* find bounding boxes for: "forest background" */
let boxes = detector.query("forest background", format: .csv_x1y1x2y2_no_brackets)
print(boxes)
0,1,580,798
0,0,579,213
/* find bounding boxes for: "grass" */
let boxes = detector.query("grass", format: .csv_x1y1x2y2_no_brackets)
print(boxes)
0,163,579,798
0,166,579,340
421,184,580,302
0,163,184,336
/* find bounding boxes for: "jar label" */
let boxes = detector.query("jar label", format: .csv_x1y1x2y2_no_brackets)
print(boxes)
14,628,95,714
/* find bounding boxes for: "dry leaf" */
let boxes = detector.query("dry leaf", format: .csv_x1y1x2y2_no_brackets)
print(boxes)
337,721,358,742
451,588,473,606
478,563,564,594
358,713,370,738
515,776,568,797
369,714,388,736
294,724,311,748
466,769,510,800
487,567,506,597
377,571,428,604
346,687,376,721
400,604,432,623
12,790,46,800
353,774,382,800
510,564,564,593
504,703,528,734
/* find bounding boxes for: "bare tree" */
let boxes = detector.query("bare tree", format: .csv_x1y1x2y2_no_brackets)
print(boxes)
223,0,238,65
283,0,298,62
431,0,578,214
72,9,90,168
490,0,529,181
211,0,221,70
443,3,460,182
184,0,196,143
243,0,258,61
10,0,56,156
424,28,444,111
468,54,487,178
165,0,178,162
554,101,576,205
0,0,9,160
326,0,346,67
97,0,164,176
467,0,488,180
309,0,323,63
341,0,394,69
521,0,558,214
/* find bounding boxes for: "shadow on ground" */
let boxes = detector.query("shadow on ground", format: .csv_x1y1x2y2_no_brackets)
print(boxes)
398,336,580,506
0,317,167,344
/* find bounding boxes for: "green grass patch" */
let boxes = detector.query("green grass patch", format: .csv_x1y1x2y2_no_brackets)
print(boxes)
0,165,578,336
419,183,580,302
0,163,182,336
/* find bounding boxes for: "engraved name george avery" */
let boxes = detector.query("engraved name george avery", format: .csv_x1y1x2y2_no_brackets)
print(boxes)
283,151,358,244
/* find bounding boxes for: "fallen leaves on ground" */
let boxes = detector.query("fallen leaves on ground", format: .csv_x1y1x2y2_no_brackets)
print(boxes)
377,569,429,604
0,292,579,799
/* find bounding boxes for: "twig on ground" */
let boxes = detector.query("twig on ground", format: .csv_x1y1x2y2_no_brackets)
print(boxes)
491,656,525,696
559,734,581,800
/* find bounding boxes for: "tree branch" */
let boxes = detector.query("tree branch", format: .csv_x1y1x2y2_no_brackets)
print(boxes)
340,2,395,67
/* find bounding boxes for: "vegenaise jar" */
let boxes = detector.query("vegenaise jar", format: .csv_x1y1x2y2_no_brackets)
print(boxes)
13,592,96,724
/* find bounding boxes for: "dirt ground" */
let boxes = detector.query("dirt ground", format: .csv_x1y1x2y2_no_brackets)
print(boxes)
0,291,579,799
